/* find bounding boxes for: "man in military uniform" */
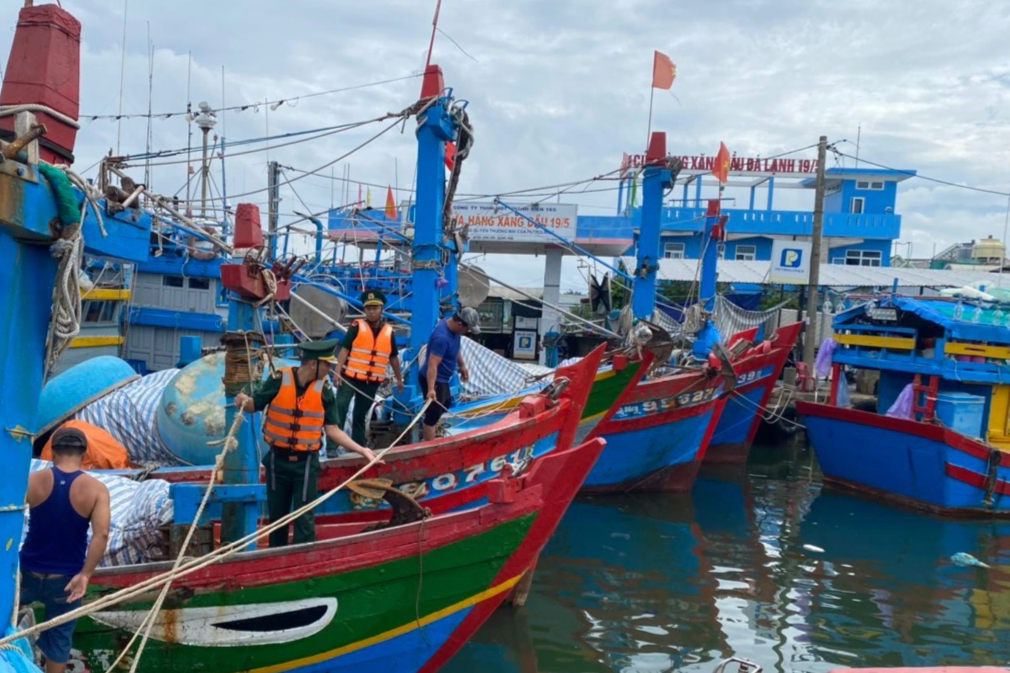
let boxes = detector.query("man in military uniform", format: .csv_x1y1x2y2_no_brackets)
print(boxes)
334,290,404,446
234,339,379,547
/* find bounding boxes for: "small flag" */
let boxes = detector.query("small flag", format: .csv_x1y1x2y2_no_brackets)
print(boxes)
366,187,372,208
628,176,638,213
445,141,457,171
713,142,731,185
385,186,398,220
357,183,362,205
652,51,676,90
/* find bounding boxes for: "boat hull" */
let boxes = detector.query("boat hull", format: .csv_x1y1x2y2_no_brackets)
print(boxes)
798,402,1010,516
126,348,609,527
706,322,803,465
584,370,725,493
69,438,606,673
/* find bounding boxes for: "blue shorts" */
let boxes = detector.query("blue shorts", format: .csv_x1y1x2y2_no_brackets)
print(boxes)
20,572,81,665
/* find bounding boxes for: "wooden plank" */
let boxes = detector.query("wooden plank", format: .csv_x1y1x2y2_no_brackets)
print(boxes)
834,333,915,350
81,288,132,301
945,342,1010,359
68,335,125,348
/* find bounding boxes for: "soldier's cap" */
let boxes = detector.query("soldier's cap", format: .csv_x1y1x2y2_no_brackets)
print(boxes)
362,289,386,307
52,426,88,451
299,338,339,363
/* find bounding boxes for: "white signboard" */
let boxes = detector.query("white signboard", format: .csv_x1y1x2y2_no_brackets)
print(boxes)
449,203,577,244
769,240,812,285
513,329,537,360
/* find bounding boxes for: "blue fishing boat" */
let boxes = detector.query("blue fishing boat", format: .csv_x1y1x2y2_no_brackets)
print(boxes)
798,295,1010,515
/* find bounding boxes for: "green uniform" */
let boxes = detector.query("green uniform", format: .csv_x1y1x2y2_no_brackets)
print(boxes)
334,321,398,446
248,340,340,548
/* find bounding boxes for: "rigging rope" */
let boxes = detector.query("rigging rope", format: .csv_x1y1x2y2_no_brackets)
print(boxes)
0,400,433,651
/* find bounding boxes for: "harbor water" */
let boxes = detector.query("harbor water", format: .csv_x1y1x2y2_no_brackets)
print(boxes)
444,442,1010,673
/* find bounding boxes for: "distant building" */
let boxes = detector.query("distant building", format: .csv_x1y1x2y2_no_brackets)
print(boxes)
579,163,916,269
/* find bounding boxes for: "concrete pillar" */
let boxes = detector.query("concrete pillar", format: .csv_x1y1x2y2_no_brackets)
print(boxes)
540,246,563,365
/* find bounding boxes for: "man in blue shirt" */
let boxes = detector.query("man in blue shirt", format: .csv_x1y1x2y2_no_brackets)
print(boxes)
418,307,481,440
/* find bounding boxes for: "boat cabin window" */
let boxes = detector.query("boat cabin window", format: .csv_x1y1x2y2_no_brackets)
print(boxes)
188,277,211,290
163,275,185,288
663,242,685,259
84,301,103,323
850,197,865,214
856,181,885,191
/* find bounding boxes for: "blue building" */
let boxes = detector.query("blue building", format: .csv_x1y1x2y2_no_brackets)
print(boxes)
578,164,915,268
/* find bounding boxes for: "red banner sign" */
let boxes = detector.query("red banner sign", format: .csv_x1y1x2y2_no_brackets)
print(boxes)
621,153,818,175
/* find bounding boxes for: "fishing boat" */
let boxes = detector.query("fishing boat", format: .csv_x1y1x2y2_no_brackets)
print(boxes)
798,295,1010,515
704,320,803,464
0,6,607,673
68,441,606,673
126,341,609,525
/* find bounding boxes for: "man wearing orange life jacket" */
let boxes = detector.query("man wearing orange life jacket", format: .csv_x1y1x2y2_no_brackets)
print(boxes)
334,289,405,446
234,339,379,547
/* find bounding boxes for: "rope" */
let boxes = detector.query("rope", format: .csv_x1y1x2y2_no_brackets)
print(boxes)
0,400,433,649
43,212,83,381
105,412,246,673
0,104,80,129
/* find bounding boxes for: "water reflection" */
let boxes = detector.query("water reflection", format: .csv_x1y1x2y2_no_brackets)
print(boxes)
443,444,1010,673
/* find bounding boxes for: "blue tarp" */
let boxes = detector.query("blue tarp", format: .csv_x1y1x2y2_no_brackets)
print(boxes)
893,297,1010,345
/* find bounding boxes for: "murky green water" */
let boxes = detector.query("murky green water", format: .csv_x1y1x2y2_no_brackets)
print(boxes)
444,443,1010,673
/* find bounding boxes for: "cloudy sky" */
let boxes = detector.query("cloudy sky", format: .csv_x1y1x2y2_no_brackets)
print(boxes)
4,0,1010,290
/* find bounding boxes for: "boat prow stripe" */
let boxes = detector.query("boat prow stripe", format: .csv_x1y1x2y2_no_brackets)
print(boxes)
945,463,1010,497
248,573,524,673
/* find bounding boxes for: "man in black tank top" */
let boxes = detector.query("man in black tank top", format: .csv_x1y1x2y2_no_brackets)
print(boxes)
20,426,111,673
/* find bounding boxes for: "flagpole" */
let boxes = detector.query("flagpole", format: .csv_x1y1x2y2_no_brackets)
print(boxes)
646,85,656,152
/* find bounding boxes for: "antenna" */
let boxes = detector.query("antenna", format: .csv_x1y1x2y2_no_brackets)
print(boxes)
186,51,193,216
144,22,154,198
855,123,862,169
116,0,129,155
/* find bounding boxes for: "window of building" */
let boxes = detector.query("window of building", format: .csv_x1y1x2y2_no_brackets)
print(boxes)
870,181,884,190
845,250,882,267
163,275,184,288
188,277,211,290
735,245,757,261
856,181,885,190
663,242,685,259
851,197,865,214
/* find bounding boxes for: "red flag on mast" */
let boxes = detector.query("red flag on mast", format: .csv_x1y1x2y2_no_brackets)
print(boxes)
713,142,731,184
385,186,398,220
652,51,676,90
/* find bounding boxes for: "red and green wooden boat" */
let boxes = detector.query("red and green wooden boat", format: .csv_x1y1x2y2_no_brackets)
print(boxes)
118,344,648,524
67,435,606,673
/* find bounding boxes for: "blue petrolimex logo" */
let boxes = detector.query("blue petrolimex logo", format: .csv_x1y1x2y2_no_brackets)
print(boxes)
781,248,803,268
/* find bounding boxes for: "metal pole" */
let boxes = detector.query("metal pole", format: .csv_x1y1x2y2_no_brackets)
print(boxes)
200,126,210,218
803,136,827,371
268,160,280,259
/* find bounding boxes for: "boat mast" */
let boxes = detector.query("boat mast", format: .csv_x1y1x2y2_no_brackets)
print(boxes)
633,132,673,320
394,64,457,423
691,200,726,358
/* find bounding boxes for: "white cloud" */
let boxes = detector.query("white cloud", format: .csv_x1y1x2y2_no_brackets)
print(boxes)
4,0,1010,290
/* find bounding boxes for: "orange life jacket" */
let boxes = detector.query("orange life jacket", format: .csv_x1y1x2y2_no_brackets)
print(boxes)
344,319,394,382
262,368,326,452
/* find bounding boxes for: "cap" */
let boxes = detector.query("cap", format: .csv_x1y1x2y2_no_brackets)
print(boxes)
362,289,386,307
456,306,482,335
298,338,339,363
52,426,88,451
